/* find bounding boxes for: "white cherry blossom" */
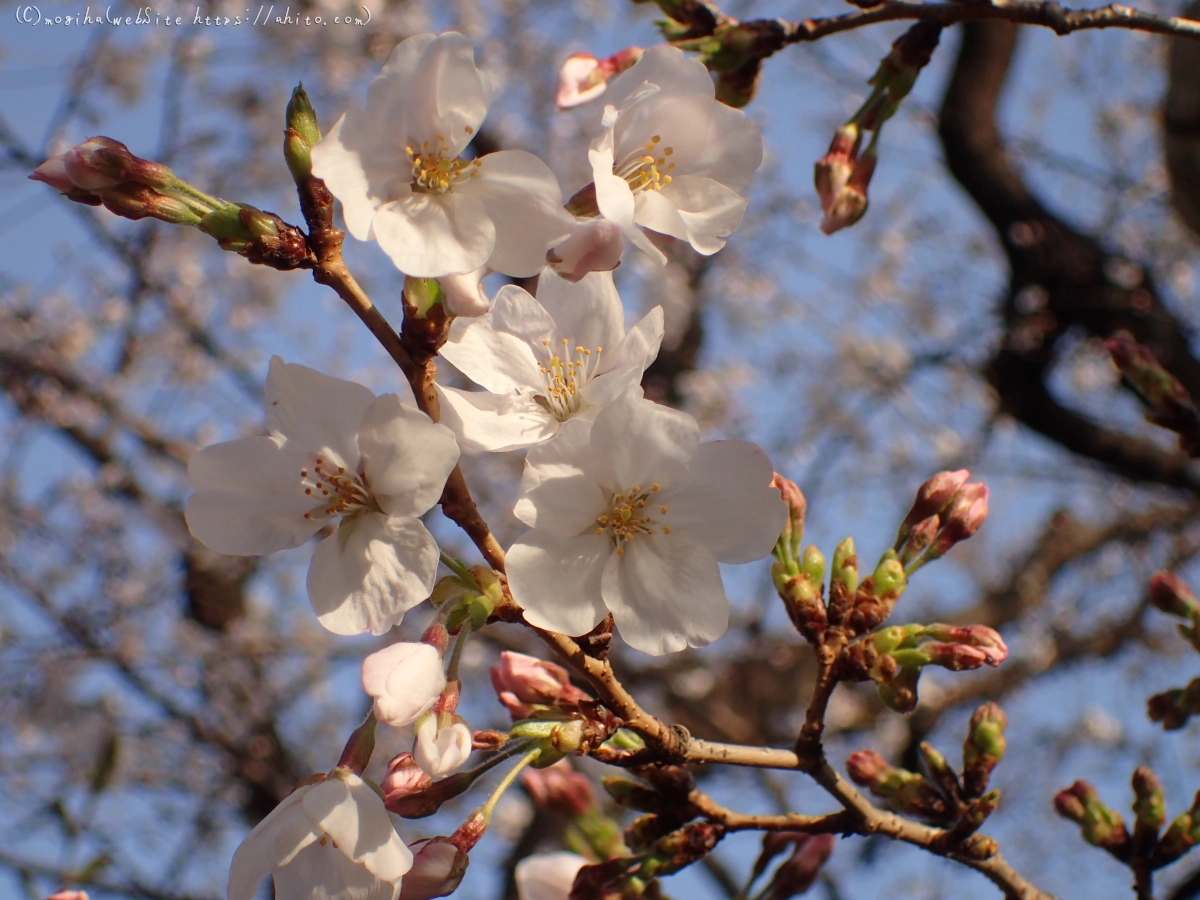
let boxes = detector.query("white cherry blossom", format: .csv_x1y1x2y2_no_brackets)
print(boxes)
228,771,412,900
311,32,573,278
413,715,473,776
515,852,587,900
438,269,664,452
506,388,787,655
185,358,460,636
362,643,447,727
588,45,763,264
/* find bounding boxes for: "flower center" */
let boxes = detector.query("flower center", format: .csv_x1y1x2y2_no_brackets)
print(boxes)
406,136,482,194
595,484,670,555
536,337,603,422
300,457,377,521
614,134,675,194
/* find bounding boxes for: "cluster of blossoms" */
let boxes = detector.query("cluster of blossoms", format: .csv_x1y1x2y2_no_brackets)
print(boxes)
29,27,1004,900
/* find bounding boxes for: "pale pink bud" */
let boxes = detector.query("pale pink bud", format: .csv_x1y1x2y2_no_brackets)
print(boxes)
438,266,492,317
382,752,433,809
925,624,1008,665
362,642,447,727
62,137,133,191
546,218,624,282
398,838,469,900
515,852,588,900
490,651,589,720
845,750,890,786
47,892,89,900
940,482,989,545
522,759,594,817
905,469,970,528
920,642,991,671
29,155,77,194
414,715,473,777
555,47,643,110
1150,572,1200,618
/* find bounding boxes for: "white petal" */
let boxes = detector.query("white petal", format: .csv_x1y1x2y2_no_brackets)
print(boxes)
187,437,322,555
506,531,610,636
357,395,460,518
536,269,625,356
362,643,446,728
265,357,376,468
515,852,588,900
515,418,607,530
691,100,763,192
413,718,473,776
310,111,406,242
440,287,550,393
308,514,439,636
302,774,413,883
590,139,665,265
376,32,489,157
577,366,643,417
372,191,493,279
546,219,625,282
586,388,697,492
462,150,573,278
602,533,728,655
601,306,664,376
643,175,748,255
438,266,491,317
605,45,714,109
661,440,787,563
272,842,398,900
437,385,559,453
612,87,712,172
227,789,316,900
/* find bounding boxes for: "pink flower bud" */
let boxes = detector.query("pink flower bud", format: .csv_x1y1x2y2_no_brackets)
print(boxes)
924,624,1008,666
845,750,890,786
940,482,989,545
1150,572,1200,618
414,715,473,777
920,642,991,671
438,266,492,317
771,472,806,547
62,137,131,191
905,469,970,527
522,759,595,817
29,155,77,194
556,47,643,110
382,752,433,810
398,838,469,900
47,892,89,900
546,219,624,282
490,651,590,719
766,833,836,899
362,642,447,727
815,125,877,235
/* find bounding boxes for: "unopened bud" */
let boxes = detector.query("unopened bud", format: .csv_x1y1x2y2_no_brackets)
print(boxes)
404,276,445,319
772,473,807,554
1148,678,1200,730
640,821,724,879
962,702,1007,798
101,184,202,225
1054,780,1132,859
899,515,940,566
846,750,947,819
491,651,591,720
30,155,85,194
382,753,434,807
959,834,998,861
902,470,970,533
547,219,624,282
522,759,594,817
47,892,89,900
1150,572,1200,619
1132,767,1166,850
398,838,469,900
817,132,874,236
935,483,989,553
556,46,643,110
438,267,492,318
1154,791,1200,867
284,84,322,182
827,537,858,625
876,665,921,714
763,834,836,900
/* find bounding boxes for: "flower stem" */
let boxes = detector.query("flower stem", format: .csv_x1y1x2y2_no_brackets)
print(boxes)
480,747,542,823
446,622,472,683
440,552,474,582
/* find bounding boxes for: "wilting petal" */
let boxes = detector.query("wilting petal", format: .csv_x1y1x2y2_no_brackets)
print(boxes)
602,533,728,655
462,150,573,277
186,437,321,556
308,514,439,636
507,532,611,637
357,395,460,518
661,440,786,563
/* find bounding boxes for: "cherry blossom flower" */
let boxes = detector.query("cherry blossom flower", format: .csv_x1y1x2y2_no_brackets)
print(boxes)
587,45,762,264
185,358,459,636
438,269,663,452
506,388,787,654
362,643,447,727
414,715,473,776
311,32,573,278
228,771,412,900
556,47,644,110
515,852,588,900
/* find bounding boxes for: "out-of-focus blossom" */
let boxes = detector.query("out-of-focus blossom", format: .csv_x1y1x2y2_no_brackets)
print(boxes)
515,852,588,900
521,759,595,817
186,358,459,636
556,47,644,110
311,32,573,278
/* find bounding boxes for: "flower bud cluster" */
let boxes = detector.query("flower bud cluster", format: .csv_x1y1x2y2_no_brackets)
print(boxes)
894,469,989,571
570,820,724,899
1054,780,1132,860
846,750,949,821
1145,571,1200,729
814,22,942,234
837,623,1007,713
